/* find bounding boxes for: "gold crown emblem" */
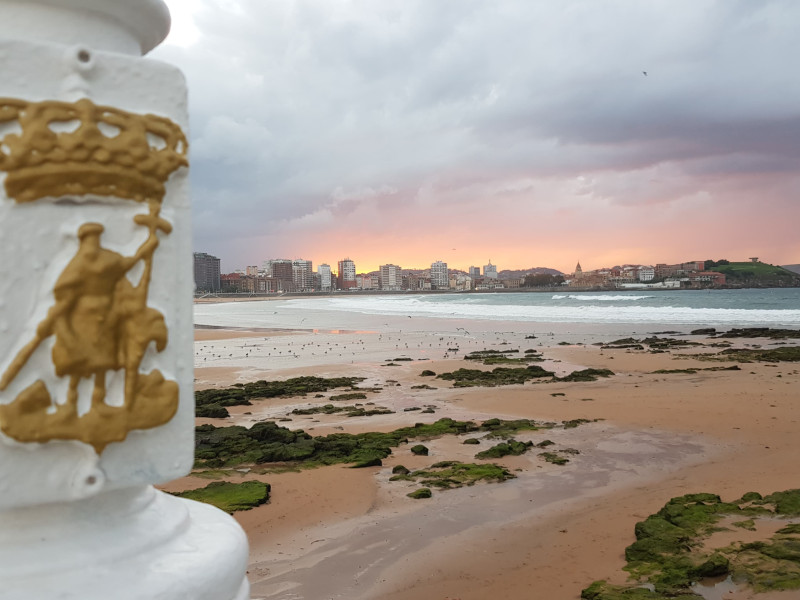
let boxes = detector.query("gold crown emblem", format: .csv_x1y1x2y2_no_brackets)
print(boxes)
0,97,188,203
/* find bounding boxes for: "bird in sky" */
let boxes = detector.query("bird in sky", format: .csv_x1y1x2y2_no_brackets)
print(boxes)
642,71,648,76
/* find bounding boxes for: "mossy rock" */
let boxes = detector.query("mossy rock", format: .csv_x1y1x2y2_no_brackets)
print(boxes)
351,457,382,468
408,488,432,499
539,452,569,466
463,438,480,445
762,489,800,515
776,523,800,535
411,462,515,489
330,392,368,402
195,376,366,411
436,365,554,387
196,404,231,418
172,480,270,514
475,439,532,460
698,346,800,363
420,370,436,376
392,465,410,475
584,489,800,598
479,418,544,438
193,417,580,470
411,444,429,456
693,553,729,578
556,368,614,382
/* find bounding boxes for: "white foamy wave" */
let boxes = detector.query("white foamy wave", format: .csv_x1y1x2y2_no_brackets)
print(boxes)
553,294,654,301
283,296,800,326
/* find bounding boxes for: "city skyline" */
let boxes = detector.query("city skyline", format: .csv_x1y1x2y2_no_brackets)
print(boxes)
198,249,792,293
157,1,800,273
207,252,786,279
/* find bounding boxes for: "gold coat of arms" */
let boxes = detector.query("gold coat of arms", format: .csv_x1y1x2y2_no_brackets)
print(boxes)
0,97,188,453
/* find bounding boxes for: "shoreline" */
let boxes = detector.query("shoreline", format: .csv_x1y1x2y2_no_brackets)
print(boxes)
193,285,799,304
184,319,799,599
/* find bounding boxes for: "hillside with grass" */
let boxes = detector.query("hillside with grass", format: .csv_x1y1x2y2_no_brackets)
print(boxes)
706,260,800,287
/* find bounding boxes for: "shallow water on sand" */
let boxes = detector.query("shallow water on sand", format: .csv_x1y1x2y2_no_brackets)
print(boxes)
248,423,717,600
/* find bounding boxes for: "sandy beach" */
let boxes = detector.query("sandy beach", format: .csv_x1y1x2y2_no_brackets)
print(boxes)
178,309,799,600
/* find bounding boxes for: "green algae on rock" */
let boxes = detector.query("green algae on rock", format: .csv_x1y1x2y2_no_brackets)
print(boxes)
407,488,432,499
555,368,614,382
688,346,800,363
581,489,800,598
172,481,270,514
195,376,368,418
410,444,429,456
475,439,532,459
401,461,516,490
291,404,394,417
539,452,569,465
436,365,555,387
194,417,596,469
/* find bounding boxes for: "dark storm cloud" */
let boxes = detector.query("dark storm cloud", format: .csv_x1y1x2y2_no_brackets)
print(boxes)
155,0,800,263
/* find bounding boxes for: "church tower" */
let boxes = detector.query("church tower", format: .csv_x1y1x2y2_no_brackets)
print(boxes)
575,261,583,278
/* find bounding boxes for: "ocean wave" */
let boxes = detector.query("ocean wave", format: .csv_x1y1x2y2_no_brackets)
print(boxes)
553,294,653,301
281,296,800,326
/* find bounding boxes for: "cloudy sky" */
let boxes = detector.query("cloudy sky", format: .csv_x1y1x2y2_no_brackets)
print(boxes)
154,0,799,274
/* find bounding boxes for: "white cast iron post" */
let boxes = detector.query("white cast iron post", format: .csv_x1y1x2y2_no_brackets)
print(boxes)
0,2,250,598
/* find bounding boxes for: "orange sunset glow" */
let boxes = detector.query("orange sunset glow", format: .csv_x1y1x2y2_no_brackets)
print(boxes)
156,1,800,274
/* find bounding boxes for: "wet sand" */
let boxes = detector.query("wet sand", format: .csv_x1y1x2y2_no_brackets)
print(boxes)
184,321,799,600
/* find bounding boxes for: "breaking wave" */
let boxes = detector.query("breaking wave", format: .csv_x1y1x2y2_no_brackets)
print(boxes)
552,294,654,301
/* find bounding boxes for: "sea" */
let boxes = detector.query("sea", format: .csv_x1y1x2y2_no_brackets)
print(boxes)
194,288,800,339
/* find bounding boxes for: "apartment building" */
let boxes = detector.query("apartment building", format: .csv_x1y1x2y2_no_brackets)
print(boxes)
379,264,402,290
193,252,221,292
430,260,449,290
337,258,357,289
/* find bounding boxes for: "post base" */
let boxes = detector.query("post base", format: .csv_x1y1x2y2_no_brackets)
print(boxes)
0,485,249,600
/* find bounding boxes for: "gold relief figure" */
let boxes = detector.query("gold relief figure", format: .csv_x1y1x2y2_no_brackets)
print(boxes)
0,98,187,453
0,201,178,453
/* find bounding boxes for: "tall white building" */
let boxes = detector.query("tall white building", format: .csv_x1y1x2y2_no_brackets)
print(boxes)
292,259,314,291
318,263,332,291
483,261,498,279
430,260,449,290
379,264,402,290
